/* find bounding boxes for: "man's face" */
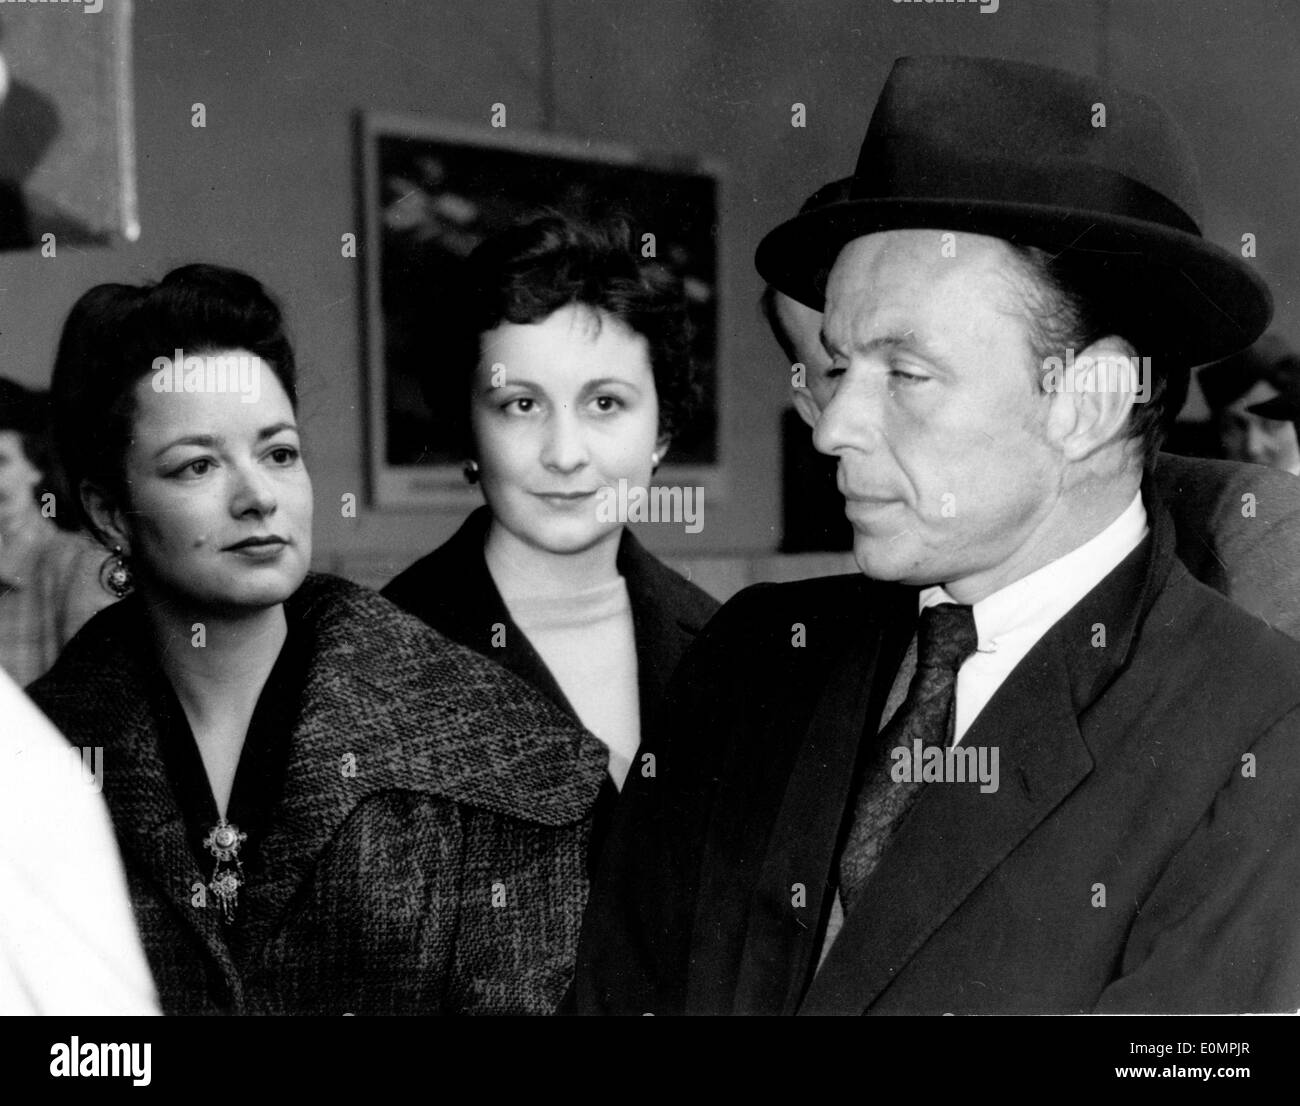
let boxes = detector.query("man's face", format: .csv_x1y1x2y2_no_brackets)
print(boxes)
817,230,1065,601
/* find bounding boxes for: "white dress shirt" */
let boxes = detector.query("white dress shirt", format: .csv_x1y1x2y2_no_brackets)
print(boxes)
922,490,1149,745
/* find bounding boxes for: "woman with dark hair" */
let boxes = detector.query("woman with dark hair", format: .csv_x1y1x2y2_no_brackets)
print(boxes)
28,263,606,1015
0,377,111,684
383,216,719,865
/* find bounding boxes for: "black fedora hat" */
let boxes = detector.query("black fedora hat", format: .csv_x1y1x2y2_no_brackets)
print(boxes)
755,55,1272,365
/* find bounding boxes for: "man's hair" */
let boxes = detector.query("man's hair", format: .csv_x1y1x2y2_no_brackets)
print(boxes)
50,264,298,543
428,214,700,456
1004,244,1183,469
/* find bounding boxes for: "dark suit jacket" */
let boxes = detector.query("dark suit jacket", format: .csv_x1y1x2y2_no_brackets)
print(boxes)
576,487,1300,1014
29,574,608,1015
382,507,720,863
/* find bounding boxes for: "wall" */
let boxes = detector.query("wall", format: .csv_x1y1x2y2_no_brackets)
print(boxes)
2,0,1295,590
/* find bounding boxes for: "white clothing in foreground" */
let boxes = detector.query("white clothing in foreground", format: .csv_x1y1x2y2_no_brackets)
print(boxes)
0,667,159,1014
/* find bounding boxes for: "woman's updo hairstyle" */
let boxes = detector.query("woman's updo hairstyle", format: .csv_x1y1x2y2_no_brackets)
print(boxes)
50,264,297,543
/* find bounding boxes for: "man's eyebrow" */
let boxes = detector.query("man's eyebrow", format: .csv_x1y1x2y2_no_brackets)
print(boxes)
827,328,947,364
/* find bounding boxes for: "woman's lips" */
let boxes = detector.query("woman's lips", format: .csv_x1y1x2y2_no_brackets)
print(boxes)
533,490,598,506
224,537,289,558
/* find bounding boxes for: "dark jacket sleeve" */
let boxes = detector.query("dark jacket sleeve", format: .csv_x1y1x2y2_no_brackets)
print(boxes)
1095,701,1300,1013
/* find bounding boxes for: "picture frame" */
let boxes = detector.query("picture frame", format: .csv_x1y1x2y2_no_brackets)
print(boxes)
357,111,721,508
0,0,138,250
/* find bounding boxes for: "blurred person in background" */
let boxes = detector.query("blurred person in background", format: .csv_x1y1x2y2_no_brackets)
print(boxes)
1199,332,1300,475
0,378,111,685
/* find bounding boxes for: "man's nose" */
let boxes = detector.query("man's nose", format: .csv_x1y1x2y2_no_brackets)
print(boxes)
811,367,884,458
540,407,590,472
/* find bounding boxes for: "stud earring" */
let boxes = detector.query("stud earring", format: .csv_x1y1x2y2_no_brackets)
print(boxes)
650,451,661,467
462,459,480,485
99,545,134,598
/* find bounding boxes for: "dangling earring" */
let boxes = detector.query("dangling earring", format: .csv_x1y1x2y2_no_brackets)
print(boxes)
462,459,480,485
99,545,134,598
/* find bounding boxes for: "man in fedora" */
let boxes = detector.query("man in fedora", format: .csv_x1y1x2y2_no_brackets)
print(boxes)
575,55,1300,1014
763,184,1300,640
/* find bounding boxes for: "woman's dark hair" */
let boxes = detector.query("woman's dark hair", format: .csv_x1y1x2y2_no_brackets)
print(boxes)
50,264,298,543
428,215,699,456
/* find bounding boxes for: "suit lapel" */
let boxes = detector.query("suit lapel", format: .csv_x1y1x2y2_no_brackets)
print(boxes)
798,643,1092,1014
799,488,1172,1014
720,584,914,1014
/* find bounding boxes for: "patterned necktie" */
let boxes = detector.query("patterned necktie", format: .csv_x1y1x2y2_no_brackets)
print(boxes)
837,602,979,912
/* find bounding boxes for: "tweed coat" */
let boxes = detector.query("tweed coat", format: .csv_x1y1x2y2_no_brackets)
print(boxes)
576,484,1300,1014
28,573,609,1015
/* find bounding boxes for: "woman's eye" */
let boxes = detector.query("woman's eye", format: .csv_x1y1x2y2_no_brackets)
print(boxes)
175,458,214,478
592,395,624,413
267,446,300,465
503,397,536,414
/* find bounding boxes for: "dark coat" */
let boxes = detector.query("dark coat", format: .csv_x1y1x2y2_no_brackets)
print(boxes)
382,508,720,845
28,573,608,1015
575,486,1300,1014
1153,452,1300,637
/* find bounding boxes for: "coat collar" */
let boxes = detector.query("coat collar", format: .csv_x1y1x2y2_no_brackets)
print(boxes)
776,481,1178,1014
28,573,608,978
383,506,717,726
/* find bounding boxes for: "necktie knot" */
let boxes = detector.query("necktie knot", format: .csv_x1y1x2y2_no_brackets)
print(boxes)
916,602,978,673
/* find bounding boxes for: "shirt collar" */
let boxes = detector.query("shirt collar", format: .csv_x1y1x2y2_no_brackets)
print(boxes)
920,490,1149,651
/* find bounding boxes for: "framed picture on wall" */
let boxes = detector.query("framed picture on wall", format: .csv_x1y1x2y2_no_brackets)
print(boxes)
0,0,138,250
357,111,720,508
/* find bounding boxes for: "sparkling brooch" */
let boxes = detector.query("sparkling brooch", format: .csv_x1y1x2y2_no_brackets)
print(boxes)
202,818,247,924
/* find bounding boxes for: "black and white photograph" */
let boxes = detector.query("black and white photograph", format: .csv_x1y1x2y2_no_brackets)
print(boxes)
1,0,1298,1087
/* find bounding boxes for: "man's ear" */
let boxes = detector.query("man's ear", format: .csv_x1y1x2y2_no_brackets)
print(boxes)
1044,337,1141,463
792,387,820,430
80,481,132,554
